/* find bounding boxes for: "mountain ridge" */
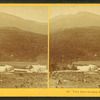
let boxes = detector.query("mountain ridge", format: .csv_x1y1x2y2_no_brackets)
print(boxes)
50,12,100,34
0,12,48,35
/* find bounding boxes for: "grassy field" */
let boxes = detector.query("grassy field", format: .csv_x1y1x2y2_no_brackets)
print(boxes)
49,61,100,88
0,62,47,88
49,71,100,88
0,72,47,88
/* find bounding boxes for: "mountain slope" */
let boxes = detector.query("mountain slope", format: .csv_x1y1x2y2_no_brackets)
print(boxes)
50,12,100,33
0,27,47,61
0,12,47,35
50,27,100,62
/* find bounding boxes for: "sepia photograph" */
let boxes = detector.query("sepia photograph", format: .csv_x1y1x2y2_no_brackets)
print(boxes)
0,6,48,88
49,6,100,88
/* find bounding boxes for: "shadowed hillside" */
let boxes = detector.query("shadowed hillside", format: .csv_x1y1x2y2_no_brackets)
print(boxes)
50,27,100,63
0,27,47,61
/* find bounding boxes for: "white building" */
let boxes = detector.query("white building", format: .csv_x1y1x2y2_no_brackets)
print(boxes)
0,65,13,72
27,65,47,73
77,64,97,71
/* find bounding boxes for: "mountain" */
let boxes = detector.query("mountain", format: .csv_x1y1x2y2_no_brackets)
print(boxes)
0,27,47,61
50,27,100,63
50,12,100,34
0,12,47,35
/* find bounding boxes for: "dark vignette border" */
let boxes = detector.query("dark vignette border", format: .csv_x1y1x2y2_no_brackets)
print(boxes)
0,97,99,100
0,0,100,3
0,0,99,99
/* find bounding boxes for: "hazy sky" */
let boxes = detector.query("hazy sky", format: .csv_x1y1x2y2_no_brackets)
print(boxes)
0,6,48,23
50,6,100,19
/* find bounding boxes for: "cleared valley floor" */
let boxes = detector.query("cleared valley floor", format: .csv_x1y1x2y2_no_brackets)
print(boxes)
0,62,47,88
49,71,100,88
0,72,47,88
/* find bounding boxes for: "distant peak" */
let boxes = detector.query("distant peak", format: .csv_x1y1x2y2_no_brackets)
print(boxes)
76,11,95,15
0,12,14,16
0,27,24,32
